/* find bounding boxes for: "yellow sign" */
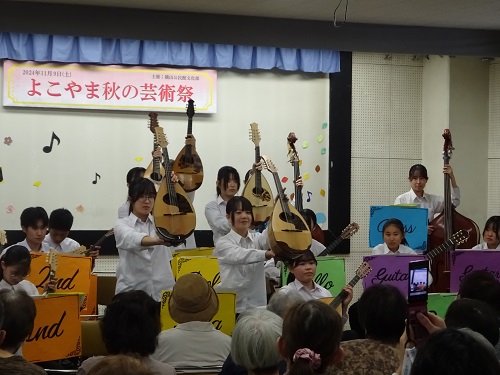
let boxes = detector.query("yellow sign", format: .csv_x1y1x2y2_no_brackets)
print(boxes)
80,274,98,319
24,294,82,362
171,247,214,258
172,256,220,286
26,252,92,296
160,290,236,336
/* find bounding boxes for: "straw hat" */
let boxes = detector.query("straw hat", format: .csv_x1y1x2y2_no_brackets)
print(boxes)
169,273,219,324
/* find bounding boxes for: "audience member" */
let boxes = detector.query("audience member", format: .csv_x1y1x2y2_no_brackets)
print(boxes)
77,290,175,375
87,354,155,375
152,273,231,367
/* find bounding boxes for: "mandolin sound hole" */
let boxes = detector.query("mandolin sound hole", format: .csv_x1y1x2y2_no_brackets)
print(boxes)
150,172,162,181
253,187,264,195
162,193,194,213
278,212,308,231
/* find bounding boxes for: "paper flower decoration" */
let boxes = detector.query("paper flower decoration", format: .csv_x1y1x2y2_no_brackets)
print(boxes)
4,137,13,145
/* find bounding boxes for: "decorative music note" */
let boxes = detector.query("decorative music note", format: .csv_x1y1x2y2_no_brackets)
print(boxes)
92,173,101,184
42,132,61,153
307,191,312,202
0,166,3,183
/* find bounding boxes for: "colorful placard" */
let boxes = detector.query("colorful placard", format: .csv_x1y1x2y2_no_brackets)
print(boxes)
24,294,82,362
282,257,346,297
450,250,500,292
171,247,214,259
172,256,220,286
362,255,426,297
160,291,236,336
369,206,429,250
26,252,92,296
80,274,98,319
428,293,457,318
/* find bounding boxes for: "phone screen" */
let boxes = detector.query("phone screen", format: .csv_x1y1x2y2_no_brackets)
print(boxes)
408,261,429,302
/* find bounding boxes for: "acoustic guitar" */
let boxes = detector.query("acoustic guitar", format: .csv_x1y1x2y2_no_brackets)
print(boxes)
241,123,274,227
70,228,114,257
317,223,359,256
153,126,196,246
261,155,312,258
287,132,303,212
43,249,59,295
144,113,165,185
172,99,204,192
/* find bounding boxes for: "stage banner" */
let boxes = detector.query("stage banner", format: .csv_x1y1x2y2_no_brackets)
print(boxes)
160,291,236,336
363,255,426,297
80,274,98,319
24,294,82,362
450,250,500,292
428,293,457,318
26,252,92,296
282,257,346,297
3,60,217,113
369,206,428,251
172,255,220,286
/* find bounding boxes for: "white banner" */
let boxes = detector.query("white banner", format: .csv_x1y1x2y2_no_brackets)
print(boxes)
3,60,217,113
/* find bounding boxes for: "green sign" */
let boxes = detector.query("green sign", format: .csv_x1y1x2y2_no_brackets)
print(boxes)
282,257,346,297
428,293,457,318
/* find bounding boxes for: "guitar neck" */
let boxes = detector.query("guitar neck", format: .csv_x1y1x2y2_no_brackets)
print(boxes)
294,162,303,211
330,275,361,309
318,236,344,257
425,237,456,261
255,146,262,188
90,230,113,249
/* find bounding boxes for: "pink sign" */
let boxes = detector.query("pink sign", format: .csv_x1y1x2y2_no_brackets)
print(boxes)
3,60,217,113
363,255,426,297
450,250,500,292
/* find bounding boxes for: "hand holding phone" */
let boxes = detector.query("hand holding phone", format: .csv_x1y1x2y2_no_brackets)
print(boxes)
407,260,430,348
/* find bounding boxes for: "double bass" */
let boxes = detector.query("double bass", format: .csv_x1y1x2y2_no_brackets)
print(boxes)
428,129,480,292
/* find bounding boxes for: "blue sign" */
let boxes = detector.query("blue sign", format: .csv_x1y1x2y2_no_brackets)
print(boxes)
369,206,429,251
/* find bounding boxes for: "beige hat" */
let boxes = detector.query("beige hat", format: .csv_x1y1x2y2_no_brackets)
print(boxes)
169,273,219,324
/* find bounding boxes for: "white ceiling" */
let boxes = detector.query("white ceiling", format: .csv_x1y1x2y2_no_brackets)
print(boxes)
11,0,500,30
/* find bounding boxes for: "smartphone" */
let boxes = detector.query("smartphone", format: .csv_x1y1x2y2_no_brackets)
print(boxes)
407,260,430,348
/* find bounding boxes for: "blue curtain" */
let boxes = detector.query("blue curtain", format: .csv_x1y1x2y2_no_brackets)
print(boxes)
0,32,340,73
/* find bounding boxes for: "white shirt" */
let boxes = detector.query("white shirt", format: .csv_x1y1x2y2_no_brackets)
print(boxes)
205,195,232,245
371,243,417,255
471,242,500,250
152,321,231,367
264,239,325,281
0,279,39,296
44,234,81,253
214,229,269,313
1,239,51,256
114,213,175,302
394,188,461,221
279,279,332,301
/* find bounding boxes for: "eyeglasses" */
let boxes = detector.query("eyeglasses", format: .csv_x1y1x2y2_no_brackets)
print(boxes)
138,194,156,202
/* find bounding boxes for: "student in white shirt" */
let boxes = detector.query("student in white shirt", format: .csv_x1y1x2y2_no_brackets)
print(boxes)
114,178,175,302
118,167,147,219
0,245,56,295
214,196,275,314
394,164,460,233
472,216,500,250
372,218,417,255
1,207,51,257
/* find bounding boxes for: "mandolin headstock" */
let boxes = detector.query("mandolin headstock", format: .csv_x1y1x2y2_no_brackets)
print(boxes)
148,112,159,133
155,127,169,149
186,99,195,119
260,155,278,173
249,123,261,147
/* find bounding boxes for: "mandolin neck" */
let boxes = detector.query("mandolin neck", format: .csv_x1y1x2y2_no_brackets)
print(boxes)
153,134,162,175
293,160,303,211
271,171,292,216
255,146,262,189
185,118,193,157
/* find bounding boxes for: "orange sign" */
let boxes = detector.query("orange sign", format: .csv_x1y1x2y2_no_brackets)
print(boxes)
24,294,82,362
26,252,92,296
80,274,98,319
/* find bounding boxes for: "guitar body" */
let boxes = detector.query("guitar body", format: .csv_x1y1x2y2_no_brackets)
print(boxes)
319,297,342,315
268,201,311,257
172,145,204,192
145,160,165,183
242,172,274,225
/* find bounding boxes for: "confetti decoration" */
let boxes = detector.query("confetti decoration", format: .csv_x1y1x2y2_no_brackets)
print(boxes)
299,160,302,166
320,189,326,197
4,137,13,145
135,156,143,162
290,193,295,201
321,148,327,155
317,135,324,143
315,165,321,173
281,176,289,183
316,212,327,224
303,173,310,181
33,181,42,187
75,205,85,213
321,123,328,129
302,141,309,149
5,204,14,214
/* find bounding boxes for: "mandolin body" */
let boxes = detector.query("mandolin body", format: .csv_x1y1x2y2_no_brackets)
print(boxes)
172,145,204,192
242,172,274,225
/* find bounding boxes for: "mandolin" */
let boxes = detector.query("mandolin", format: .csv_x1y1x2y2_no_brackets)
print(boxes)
154,126,196,246
261,155,312,259
172,99,204,192
144,113,166,185
43,249,58,295
71,228,114,257
317,223,360,256
321,261,372,314
287,132,303,212
241,123,274,227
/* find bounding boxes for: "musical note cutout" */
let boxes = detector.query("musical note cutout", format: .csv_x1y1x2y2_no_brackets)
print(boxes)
42,132,61,153
321,123,328,129
306,191,312,202
92,173,101,184
0,166,3,183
